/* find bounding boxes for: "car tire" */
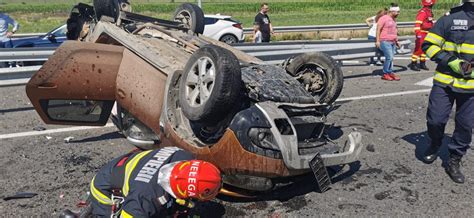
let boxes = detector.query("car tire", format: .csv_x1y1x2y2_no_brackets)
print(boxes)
172,3,205,34
93,0,120,21
220,34,238,44
179,45,242,124
285,52,343,104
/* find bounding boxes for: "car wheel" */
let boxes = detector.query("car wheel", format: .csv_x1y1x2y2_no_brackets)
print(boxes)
172,3,205,34
220,34,238,44
179,45,241,124
285,52,343,104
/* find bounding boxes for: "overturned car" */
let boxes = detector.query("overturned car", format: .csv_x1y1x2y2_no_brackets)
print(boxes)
26,1,363,195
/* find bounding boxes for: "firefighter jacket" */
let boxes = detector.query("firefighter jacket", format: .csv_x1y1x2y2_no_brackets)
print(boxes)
414,7,434,35
422,3,474,93
90,147,194,217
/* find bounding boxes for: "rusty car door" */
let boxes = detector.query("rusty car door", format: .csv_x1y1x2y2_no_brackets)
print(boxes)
26,41,124,126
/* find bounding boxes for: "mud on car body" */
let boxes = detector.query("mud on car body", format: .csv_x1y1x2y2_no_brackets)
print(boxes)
26,0,363,195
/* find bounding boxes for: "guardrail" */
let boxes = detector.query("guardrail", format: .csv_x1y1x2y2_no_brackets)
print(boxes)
243,22,415,34
0,65,41,87
234,39,412,64
0,37,413,87
11,33,45,38
0,47,55,62
12,21,416,39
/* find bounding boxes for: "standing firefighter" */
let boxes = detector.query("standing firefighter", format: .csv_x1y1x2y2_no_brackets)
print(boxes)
422,0,473,184
409,0,436,71
63,147,222,217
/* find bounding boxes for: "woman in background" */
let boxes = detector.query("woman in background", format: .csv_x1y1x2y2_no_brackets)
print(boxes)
366,9,387,66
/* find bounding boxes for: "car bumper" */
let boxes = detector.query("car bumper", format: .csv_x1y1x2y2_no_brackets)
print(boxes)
240,33,246,42
321,131,363,166
254,101,363,169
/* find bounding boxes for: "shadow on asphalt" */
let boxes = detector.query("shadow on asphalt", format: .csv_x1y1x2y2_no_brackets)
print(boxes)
371,64,409,75
402,131,450,165
217,161,360,204
189,201,227,217
70,131,123,143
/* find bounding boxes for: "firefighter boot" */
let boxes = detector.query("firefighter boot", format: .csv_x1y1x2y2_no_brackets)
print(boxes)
419,61,429,70
422,144,440,164
445,153,465,184
59,209,77,218
408,61,420,71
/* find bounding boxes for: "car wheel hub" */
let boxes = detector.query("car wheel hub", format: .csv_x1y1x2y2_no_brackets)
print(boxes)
185,57,216,107
222,35,236,44
175,11,192,29
297,65,327,94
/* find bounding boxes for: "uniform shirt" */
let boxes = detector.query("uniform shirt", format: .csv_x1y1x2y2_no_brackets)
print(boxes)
0,13,19,41
90,147,194,217
422,3,474,93
254,12,271,38
414,7,434,35
377,15,398,42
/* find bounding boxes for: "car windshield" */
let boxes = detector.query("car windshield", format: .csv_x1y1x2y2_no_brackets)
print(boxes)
47,25,67,37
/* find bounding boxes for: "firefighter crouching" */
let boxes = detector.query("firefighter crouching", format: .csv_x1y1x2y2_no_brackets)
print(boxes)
63,147,222,217
422,0,474,183
409,0,436,71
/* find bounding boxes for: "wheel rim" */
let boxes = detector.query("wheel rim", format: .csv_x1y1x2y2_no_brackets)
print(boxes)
175,10,193,30
296,64,328,95
184,57,216,107
221,35,237,44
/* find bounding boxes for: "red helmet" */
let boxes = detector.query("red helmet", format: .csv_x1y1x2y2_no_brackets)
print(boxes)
422,0,435,6
159,160,222,201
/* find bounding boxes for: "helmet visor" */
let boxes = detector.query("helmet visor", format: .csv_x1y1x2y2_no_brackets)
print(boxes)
157,161,180,199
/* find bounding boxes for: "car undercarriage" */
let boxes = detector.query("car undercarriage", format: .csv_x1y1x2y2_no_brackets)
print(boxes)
26,1,363,195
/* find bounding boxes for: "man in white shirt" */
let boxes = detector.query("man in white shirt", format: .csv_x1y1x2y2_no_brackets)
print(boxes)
0,13,20,48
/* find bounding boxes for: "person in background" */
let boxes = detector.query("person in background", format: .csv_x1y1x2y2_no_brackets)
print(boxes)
366,9,388,66
408,0,436,71
376,3,401,81
0,12,19,48
253,23,262,43
254,2,274,43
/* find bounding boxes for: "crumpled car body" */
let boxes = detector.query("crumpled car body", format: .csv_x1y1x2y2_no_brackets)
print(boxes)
26,2,363,194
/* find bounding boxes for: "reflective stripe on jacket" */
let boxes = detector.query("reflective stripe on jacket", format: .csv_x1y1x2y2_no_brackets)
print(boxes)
422,4,474,93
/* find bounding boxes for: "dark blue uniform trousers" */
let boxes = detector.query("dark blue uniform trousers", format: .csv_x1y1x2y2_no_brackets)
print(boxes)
427,85,474,156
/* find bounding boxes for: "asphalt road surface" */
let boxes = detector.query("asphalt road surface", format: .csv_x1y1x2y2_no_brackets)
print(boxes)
1,58,473,216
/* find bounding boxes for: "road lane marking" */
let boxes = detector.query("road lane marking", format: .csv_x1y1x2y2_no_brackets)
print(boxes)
0,123,115,140
337,89,431,102
1,88,433,140
415,77,433,87
392,57,415,60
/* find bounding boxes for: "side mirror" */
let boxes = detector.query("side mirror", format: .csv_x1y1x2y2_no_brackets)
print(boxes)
47,34,57,43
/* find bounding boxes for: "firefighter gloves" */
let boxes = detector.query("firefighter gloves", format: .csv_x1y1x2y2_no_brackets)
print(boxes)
448,59,473,79
448,58,465,74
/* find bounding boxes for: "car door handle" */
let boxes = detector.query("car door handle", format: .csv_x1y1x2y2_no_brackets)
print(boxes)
37,82,57,89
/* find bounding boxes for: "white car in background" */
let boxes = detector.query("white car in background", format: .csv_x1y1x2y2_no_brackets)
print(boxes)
203,14,244,44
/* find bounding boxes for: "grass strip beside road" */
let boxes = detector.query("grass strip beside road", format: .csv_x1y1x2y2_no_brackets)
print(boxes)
0,0,461,33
